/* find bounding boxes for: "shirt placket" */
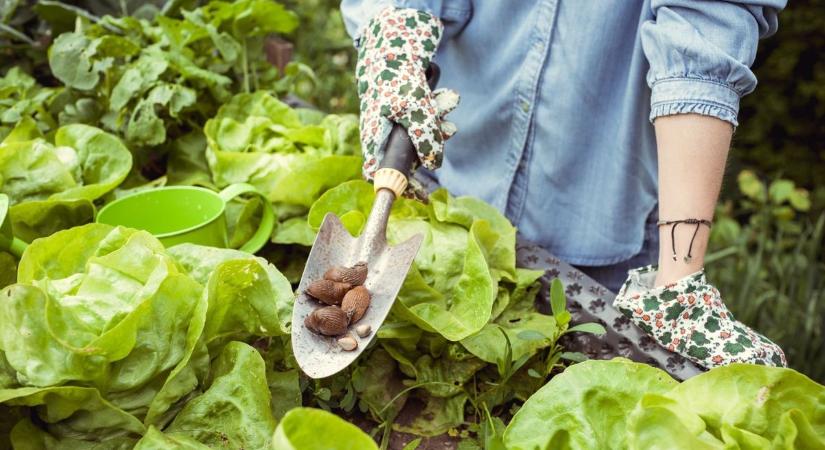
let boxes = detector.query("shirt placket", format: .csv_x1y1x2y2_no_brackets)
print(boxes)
500,0,558,221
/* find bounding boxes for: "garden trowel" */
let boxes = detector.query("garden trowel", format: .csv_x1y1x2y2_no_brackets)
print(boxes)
292,65,440,378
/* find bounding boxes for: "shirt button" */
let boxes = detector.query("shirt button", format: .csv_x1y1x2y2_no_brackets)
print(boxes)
521,101,530,113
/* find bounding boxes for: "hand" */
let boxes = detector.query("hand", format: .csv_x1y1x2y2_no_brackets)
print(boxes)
614,266,787,369
356,7,459,179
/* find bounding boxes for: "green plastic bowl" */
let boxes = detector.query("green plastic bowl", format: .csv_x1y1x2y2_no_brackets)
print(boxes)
97,183,274,253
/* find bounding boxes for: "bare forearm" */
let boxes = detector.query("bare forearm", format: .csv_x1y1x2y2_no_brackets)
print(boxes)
654,114,733,286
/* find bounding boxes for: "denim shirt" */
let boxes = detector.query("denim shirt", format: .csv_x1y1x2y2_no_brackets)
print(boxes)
341,0,785,266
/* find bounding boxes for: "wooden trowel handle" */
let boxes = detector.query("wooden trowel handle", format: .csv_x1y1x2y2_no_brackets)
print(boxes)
374,63,441,198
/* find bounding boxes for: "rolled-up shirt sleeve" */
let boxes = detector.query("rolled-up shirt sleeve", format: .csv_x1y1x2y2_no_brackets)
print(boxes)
641,0,786,126
341,0,471,43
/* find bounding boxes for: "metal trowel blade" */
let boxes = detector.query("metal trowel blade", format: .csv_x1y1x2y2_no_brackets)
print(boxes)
292,212,422,379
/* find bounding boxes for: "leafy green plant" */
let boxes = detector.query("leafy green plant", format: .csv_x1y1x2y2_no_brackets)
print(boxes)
45,0,295,159
0,224,295,447
708,170,825,383
504,359,825,449
0,117,131,242
203,91,361,207
0,67,57,139
273,407,379,450
1,0,316,179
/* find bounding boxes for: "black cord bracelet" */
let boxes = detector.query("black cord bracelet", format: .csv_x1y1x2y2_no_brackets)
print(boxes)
657,219,712,263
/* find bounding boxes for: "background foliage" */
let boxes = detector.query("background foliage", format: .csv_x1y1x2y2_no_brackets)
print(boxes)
281,0,357,113
707,0,825,383
730,0,825,195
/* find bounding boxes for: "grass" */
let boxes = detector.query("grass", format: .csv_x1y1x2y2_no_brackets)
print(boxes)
707,211,825,382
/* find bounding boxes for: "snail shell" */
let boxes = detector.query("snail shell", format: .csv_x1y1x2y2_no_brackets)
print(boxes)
337,334,358,351
304,306,349,336
306,279,351,305
341,286,371,323
324,261,368,286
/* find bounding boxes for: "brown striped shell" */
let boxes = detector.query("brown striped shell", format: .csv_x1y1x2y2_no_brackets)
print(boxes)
306,279,351,305
304,306,349,336
323,261,368,286
341,285,371,323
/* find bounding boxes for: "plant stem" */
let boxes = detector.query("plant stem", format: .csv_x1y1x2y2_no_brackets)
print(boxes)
241,40,250,93
377,381,455,415
0,23,34,45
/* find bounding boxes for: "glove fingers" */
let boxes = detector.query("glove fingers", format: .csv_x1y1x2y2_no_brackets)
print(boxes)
405,106,444,171
440,121,457,140
432,88,460,116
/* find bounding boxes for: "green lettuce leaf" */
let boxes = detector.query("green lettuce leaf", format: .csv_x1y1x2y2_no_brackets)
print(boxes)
351,348,408,423
10,417,137,449
267,369,302,421
0,121,131,241
393,392,469,437
461,269,550,365
9,198,95,243
167,244,294,336
389,217,495,341
48,32,109,91
271,216,317,246
0,386,146,438
271,407,378,450
145,244,293,426
165,131,214,188
307,179,375,236
48,124,133,201
166,342,277,449
628,363,825,449
135,426,210,449
203,0,299,37
203,91,361,208
2,225,200,390
503,359,678,450
506,359,825,449
0,252,16,289
0,68,58,139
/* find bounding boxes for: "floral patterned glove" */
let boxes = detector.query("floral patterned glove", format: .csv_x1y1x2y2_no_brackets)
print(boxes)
356,7,460,178
614,266,787,369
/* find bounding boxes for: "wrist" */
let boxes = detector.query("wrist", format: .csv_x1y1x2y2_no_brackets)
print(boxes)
655,219,711,286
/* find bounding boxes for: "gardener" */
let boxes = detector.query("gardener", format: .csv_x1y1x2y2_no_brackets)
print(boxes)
341,1,787,369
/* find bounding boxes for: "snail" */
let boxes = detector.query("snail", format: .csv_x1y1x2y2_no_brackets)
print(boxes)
337,334,358,351
355,324,371,338
304,306,349,336
324,261,368,286
341,286,371,323
306,279,351,305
